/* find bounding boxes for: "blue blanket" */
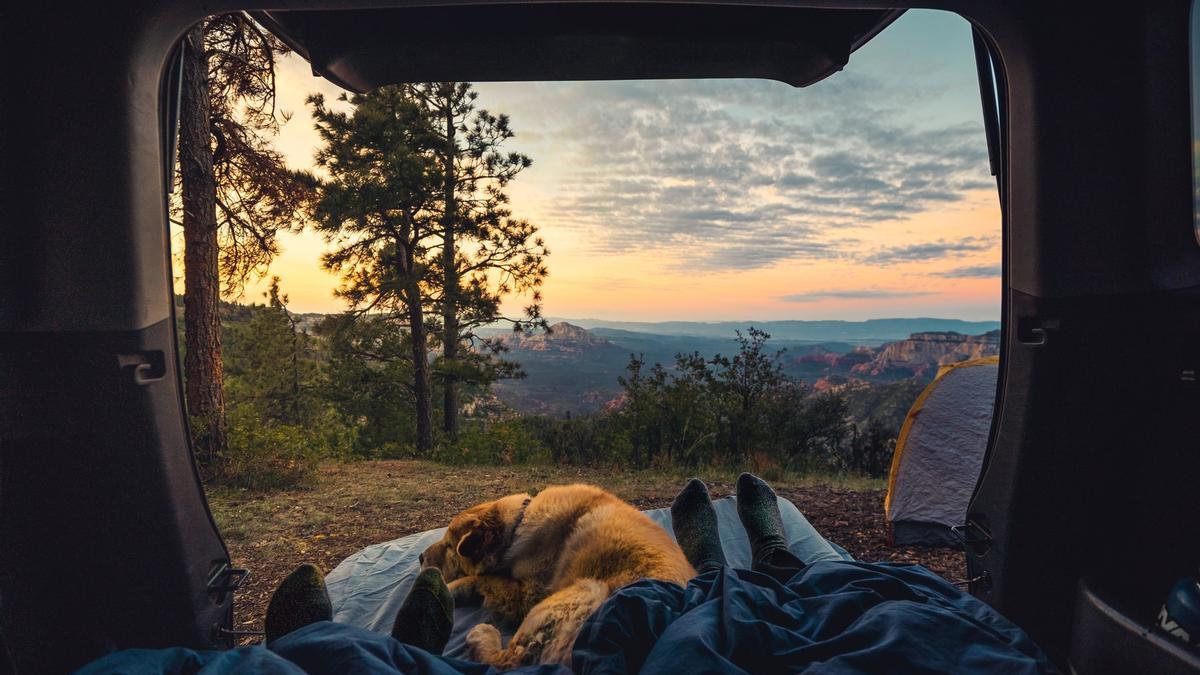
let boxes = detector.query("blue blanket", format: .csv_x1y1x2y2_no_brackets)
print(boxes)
574,563,1055,674
79,561,1055,673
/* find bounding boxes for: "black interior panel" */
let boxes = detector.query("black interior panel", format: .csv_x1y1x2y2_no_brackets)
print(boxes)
254,5,904,90
0,322,232,673
2,1,1199,672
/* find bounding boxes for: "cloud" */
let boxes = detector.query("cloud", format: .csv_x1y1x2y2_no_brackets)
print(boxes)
516,76,993,271
777,289,938,302
934,264,1002,278
472,15,994,274
859,237,994,265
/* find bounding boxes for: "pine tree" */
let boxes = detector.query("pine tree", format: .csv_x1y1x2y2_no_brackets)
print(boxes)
317,313,419,457
404,83,549,437
710,328,789,460
177,13,311,460
223,278,316,426
305,87,441,453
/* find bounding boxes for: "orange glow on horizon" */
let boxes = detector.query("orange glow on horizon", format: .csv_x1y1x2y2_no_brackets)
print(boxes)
190,187,999,321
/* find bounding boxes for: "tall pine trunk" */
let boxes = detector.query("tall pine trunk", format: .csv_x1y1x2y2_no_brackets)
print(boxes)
289,317,301,425
440,98,460,436
400,248,434,452
179,22,226,462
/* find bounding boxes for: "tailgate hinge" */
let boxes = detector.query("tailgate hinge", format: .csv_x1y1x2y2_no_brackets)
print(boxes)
952,517,993,556
207,562,249,603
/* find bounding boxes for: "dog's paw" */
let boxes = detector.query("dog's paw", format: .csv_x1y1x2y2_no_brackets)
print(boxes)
447,576,482,605
465,623,503,663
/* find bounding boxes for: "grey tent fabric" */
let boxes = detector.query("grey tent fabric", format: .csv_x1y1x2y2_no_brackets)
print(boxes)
886,358,998,548
325,495,852,659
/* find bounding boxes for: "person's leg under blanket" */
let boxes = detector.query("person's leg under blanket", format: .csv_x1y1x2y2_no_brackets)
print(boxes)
265,565,566,674
572,475,1057,675
76,645,308,675
734,473,811,582
271,621,567,675
671,473,834,581
574,563,1056,675
575,474,808,674
79,565,572,675
574,475,812,674
79,622,569,675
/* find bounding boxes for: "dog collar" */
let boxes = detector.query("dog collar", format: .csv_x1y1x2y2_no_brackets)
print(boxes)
508,496,532,543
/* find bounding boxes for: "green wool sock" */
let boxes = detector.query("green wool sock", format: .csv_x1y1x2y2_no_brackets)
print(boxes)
264,563,333,644
736,473,789,565
671,478,727,574
391,567,455,654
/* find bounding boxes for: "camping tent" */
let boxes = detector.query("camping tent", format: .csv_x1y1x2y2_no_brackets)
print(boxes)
885,356,999,547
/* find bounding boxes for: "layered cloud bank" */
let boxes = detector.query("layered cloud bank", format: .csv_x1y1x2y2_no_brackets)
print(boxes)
235,9,999,321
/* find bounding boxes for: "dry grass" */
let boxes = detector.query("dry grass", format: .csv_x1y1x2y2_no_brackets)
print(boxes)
206,460,963,640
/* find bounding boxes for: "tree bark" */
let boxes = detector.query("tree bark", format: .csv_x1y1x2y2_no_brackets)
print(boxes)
399,248,435,453
179,22,226,462
289,316,301,425
440,94,460,436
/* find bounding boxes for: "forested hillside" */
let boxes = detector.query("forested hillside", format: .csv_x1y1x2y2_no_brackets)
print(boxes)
180,295,997,485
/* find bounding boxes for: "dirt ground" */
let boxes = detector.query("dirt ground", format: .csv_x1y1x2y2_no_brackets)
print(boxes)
207,461,965,640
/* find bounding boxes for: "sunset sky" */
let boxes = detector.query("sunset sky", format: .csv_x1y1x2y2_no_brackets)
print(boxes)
183,9,1001,322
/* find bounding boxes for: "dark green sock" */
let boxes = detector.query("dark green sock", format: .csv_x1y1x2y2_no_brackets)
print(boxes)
736,473,788,564
671,478,727,574
264,563,332,644
391,568,454,654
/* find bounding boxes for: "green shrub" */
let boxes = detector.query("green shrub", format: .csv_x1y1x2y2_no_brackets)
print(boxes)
212,406,353,490
830,418,896,477
760,464,788,484
435,419,551,465
371,440,419,460
514,414,633,466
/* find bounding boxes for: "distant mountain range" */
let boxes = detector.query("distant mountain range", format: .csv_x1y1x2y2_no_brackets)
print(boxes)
190,294,1001,420
790,330,1000,387
540,317,1000,344
491,322,1001,416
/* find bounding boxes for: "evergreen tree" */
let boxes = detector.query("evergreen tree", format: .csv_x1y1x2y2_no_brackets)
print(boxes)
710,328,789,460
305,87,441,453
404,83,549,437
608,327,857,470
223,277,320,426
662,351,718,465
615,355,665,467
842,417,895,477
317,313,420,457
769,388,850,469
177,13,311,460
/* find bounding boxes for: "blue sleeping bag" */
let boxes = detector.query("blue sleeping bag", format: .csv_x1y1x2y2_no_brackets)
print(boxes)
78,496,1056,673
574,562,1056,673
78,561,1055,673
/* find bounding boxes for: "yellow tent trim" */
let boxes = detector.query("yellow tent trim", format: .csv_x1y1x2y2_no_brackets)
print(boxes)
883,355,1000,516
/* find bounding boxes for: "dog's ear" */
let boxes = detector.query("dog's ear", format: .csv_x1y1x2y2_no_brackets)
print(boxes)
455,506,504,564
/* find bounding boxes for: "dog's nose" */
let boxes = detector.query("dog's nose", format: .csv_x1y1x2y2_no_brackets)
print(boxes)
419,553,424,565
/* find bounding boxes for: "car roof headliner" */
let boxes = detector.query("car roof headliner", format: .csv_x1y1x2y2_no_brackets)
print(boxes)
253,4,905,91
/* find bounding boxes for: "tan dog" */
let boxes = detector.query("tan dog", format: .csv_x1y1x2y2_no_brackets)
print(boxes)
420,484,695,668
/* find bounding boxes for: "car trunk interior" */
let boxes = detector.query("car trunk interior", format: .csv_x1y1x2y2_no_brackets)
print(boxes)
1,1,1199,672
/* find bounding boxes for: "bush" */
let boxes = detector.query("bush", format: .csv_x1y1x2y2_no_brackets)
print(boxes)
828,418,896,477
515,414,633,466
370,440,419,460
434,419,551,465
211,406,353,490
